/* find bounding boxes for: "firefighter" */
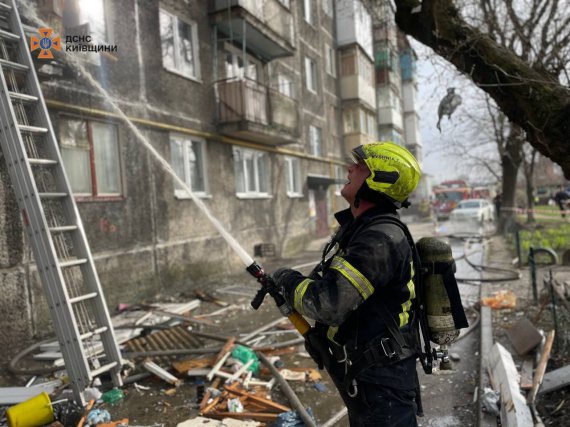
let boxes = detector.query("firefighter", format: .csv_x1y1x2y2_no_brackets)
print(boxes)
272,142,422,426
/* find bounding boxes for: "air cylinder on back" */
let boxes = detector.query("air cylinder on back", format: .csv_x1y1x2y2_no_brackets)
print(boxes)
416,237,460,346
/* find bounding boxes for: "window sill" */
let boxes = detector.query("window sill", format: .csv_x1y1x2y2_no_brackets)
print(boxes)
75,195,124,202
163,67,203,84
287,193,304,198
236,194,273,200
175,192,211,200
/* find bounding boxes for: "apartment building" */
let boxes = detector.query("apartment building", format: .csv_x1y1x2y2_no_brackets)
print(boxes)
0,0,371,346
370,0,428,207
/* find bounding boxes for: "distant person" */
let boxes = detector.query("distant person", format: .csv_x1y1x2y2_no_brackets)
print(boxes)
553,190,570,218
493,193,502,220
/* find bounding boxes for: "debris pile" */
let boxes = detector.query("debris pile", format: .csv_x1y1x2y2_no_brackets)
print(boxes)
1,291,326,426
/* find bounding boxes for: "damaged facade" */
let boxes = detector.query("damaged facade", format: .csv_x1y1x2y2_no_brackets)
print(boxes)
0,0,421,351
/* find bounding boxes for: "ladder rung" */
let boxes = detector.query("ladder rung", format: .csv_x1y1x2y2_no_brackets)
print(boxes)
59,258,87,268
49,225,78,233
0,58,28,72
9,91,38,103
19,125,48,134
0,28,19,41
90,361,119,378
29,158,58,166
79,326,108,341
69,292,98,304
0,2,12,12
39,192,67,199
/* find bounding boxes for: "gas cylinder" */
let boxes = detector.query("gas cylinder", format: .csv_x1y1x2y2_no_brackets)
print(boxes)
416,236,460,346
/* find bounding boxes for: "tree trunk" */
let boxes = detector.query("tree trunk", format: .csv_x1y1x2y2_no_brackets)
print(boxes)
525,177,536,224
394,0,570,179
498,126,524,233
500,155,519,233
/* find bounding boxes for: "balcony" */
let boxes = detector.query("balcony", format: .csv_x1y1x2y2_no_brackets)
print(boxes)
340,75,376,110
215,78,299,145
210,0,295,61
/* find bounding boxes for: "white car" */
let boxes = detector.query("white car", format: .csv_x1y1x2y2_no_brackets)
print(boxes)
450,199,495,223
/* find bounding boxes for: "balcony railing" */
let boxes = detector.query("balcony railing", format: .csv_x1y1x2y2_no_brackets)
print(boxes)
215,77,299,145
210,0,295,61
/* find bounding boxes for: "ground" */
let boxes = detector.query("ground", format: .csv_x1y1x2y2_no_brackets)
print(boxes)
1,218,569,427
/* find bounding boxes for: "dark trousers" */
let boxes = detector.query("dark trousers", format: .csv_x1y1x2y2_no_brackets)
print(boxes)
326,360,418,427
556,201,566,218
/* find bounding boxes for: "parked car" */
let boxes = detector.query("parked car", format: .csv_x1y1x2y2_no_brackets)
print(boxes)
449,199,495,223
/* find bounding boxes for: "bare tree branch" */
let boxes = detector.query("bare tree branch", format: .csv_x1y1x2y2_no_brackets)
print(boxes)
393,0,570,178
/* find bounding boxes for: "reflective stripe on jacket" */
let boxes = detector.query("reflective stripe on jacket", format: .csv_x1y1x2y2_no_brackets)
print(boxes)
282,206,416,349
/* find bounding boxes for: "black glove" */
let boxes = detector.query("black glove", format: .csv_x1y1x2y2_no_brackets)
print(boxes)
304,327,331,371
271,267,300,294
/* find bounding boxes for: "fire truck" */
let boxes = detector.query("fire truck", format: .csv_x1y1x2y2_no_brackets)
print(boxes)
433,180,471,220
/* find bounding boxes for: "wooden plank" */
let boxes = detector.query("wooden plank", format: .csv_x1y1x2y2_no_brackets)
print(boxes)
519,358,534,390
200,377,221,411
538,364,570,395
143,359,182,387
224,384,290,413
489,342,533,427
172,356,215,374
527,330,555,405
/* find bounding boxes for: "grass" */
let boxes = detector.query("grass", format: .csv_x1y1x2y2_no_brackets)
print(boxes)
506,206,570,264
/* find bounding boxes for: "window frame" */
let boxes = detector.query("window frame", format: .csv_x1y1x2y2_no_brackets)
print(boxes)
59,117,122,200
159,8,201,81
325,44,336,77
304,56,318,93
284,157,303,197
308,125,322,156
169,134,209,199
233,147,272,198
224,45,261,81
303,0,313,24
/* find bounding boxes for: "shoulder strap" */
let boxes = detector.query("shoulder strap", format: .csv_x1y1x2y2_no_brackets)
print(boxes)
364,215,434,375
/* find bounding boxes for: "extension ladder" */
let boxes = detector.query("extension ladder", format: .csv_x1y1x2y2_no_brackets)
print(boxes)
0,0,122,405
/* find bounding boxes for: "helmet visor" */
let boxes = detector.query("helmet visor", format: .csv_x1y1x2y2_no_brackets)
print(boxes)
350,145,366,164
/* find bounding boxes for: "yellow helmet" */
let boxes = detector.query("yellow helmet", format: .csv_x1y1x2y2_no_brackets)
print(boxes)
352,142,421,206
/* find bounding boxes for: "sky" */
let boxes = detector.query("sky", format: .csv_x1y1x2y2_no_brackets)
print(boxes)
412,41,499,186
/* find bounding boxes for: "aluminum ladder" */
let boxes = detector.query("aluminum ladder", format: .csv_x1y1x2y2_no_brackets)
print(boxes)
0,0,122,405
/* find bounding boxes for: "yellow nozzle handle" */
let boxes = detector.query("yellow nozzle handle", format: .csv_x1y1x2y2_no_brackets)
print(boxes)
287,311,311,336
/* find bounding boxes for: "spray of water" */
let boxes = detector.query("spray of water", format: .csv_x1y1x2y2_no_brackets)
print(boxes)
19,0,255,267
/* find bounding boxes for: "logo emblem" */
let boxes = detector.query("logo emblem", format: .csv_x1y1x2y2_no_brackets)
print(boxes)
30,28,61,59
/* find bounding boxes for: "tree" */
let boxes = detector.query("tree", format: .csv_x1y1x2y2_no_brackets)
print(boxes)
393,0,570,179
521,144,538,223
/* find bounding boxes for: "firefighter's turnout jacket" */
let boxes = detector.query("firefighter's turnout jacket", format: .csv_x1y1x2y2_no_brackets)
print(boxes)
280,205,417,389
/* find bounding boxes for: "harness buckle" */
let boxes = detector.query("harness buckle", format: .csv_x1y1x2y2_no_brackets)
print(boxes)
380,338,397,358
